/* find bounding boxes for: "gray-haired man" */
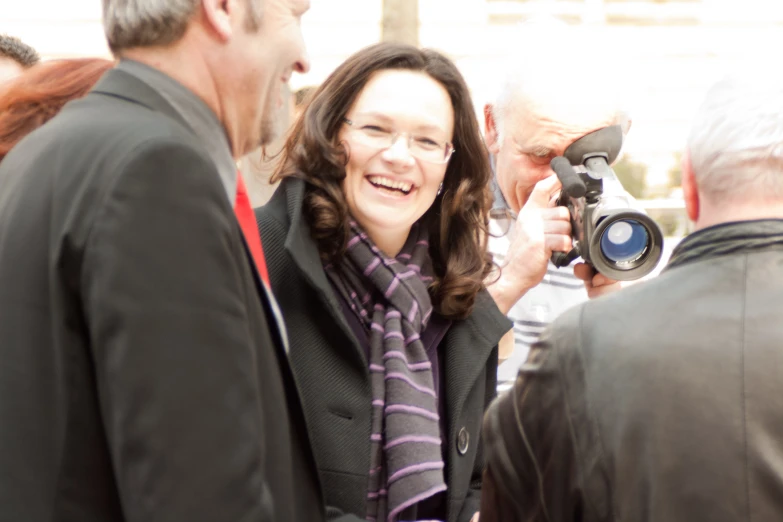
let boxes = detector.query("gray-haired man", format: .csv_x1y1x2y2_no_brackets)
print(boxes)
484,21,625,392
0,1,321,521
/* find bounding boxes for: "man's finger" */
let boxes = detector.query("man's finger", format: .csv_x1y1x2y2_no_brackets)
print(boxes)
526,175,562,209
540,206,571,222
592,271,617,288
573,262,594,282
545,233,572,253
542,219,572,236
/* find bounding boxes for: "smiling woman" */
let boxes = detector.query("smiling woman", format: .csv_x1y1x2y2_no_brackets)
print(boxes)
255,42,510,522
271,42,492,319
337,68,454,257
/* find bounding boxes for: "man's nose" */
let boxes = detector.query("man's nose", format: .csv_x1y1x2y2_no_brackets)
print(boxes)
292,28,311,74
294,50,311,74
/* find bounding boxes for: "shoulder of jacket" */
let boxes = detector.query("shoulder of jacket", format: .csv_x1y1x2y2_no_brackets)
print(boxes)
70,94,207,156
254,188,291,243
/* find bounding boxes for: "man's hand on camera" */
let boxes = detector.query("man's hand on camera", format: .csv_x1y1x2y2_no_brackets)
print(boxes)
573,262,622,299
488,175,572,314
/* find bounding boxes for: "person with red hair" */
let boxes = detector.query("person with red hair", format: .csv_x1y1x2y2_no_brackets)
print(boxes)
0,57,113,162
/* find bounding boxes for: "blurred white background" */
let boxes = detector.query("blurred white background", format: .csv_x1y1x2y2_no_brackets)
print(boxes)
4,0,781,243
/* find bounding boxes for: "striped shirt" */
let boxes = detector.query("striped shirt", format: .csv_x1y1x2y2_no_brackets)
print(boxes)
488,214,588,394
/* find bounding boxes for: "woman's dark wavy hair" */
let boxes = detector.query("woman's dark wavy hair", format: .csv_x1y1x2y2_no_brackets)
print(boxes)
273,42,493,320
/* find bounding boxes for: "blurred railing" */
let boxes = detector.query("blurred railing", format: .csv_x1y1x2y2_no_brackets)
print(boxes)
486,0,705,25
638,197,691,238
634,198,687,279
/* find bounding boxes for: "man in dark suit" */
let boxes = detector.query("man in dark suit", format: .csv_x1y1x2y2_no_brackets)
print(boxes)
0,1,322,521
481,69,783,522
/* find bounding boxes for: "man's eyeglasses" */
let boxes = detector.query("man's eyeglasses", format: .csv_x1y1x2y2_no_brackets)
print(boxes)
344,118,455,164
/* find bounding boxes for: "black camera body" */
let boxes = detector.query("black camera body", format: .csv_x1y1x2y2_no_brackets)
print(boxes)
550,125,664,281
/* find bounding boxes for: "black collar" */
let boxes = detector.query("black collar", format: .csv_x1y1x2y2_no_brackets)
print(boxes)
666,219,783,271
281,178,342,305
91,68,191,132
279,178,365,354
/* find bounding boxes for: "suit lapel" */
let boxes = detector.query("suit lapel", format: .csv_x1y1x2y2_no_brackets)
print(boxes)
91,68,291,355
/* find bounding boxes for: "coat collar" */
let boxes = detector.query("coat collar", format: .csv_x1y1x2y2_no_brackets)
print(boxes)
91,67,192,133
280,178,365,359
666,219,783,272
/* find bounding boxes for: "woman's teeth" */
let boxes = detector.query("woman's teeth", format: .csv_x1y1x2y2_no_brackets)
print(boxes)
367,175,413,194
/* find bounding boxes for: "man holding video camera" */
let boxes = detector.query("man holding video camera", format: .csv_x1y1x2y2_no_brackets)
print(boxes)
484,20,624,391
481,68,783,522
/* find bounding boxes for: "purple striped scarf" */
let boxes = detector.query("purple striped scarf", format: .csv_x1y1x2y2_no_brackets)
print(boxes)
326,220,446,522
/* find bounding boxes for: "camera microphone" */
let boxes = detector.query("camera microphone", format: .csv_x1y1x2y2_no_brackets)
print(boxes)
550,156,586,198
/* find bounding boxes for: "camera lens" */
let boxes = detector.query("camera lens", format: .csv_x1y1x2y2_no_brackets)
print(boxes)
599,219,649,264
589,211,664,281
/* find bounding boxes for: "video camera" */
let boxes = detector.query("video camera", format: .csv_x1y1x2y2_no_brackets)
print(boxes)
549,125,664,281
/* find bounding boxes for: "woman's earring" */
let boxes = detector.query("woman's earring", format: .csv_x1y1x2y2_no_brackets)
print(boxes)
437,182,443,196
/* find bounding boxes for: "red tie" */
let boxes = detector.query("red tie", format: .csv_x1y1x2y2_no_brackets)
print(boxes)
234,172,270,286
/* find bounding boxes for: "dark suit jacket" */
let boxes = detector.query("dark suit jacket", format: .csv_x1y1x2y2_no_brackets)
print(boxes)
0,69,323,522
482,219,783,522
255,177,512,522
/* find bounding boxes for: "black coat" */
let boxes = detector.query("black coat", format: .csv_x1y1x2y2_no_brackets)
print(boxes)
0,69,323,522
483,219,783,522
255,177,511,522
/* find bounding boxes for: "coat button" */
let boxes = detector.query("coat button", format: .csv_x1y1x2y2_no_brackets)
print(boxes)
457,427,469,455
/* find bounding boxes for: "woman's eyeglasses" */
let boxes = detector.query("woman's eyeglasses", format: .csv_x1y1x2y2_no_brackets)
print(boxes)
344,118,455,164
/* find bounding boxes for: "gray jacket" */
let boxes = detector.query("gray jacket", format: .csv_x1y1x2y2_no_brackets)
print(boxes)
482,219,783,522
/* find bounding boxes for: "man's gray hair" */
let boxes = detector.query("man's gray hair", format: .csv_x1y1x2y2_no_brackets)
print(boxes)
0,34,40,67
687,71,783,202
491,17,630,142
102,0,263,54
102,0,199,54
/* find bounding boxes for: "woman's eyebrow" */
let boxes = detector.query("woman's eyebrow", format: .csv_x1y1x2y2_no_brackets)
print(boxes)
352,111,393,122
352,112,448,135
